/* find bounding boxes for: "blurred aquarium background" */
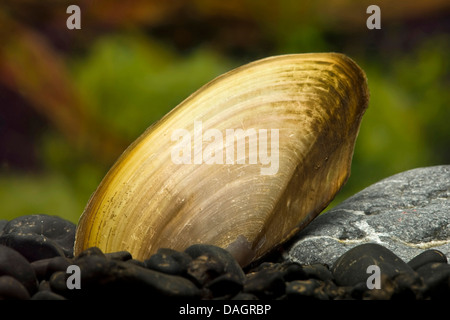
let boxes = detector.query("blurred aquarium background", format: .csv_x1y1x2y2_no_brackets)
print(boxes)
0,0,449,223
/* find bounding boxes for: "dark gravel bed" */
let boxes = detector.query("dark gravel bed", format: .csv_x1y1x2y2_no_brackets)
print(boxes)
0,214,449,300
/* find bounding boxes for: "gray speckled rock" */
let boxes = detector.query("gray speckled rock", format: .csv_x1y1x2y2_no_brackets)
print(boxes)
284,165,450,266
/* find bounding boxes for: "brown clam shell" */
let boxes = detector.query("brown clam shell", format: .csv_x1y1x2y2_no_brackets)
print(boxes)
74,53,369,266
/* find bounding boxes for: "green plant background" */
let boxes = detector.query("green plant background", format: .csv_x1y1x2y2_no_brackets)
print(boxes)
0,1,449,224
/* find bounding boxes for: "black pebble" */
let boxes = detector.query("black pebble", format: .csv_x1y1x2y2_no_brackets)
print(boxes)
185,244,245,285
0,214,76,261
145,248,192,275
31,290,66,300
2,213,450,300
231,292,259,300
120,262,201,299
0,233,66,262
50,254,113,299
187,253,225,287
416,262,450,299
301,264,333,282
75,246,106,260
127,259,146,268
30,259,52,281
205,272,244,298
362,274,397,300
286,279,325,300
278,262,308,282
391,272,425,300
349,281,368,299
38,280,51,292
407,249,448,271
331,243,414,287
0,275,31,300
243,268,285,299
48,271,70,297
0,244,38,295
31,256,73,281
50,252,201,299
105,251,132,261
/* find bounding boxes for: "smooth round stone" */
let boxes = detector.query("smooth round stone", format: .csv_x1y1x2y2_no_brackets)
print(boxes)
74,246,106,260
30,259,52,281
248,261,308,283
286,279,326,300
0,214,76,261
115,261,202,299
416,262,450,299
322,280,346,300
0,233,66,262
205,272,244,298
349,281,369,299
243,269,285,299
249,261,277,271
0,275,30,300
71,254,113,286
391,272,425,300
187,254,225,287
407,250,448,271
278,262,308,282
38,280,51,292
361,274,396,300
0,244,37,295
145,248,192,275
46,256,73,279
50,254,113,299
331,243,414,287
126,259,146,268
231,292,259,300
31,290,66,300
48,271,71,297
301,264,333,282
185,244,245,284
51,254,201,299
105,251,132,261
31,256,73,281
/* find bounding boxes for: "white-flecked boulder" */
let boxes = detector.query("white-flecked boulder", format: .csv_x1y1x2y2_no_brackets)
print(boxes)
284,165,450,266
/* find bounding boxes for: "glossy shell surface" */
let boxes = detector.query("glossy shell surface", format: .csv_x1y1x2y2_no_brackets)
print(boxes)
74,53,369,266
